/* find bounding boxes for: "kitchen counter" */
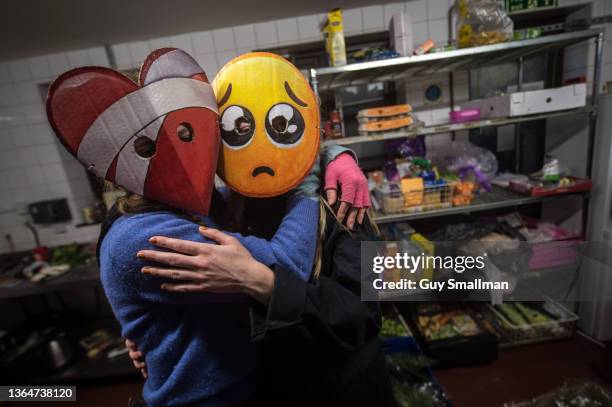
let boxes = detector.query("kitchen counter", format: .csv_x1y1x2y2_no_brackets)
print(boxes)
0,263,100,300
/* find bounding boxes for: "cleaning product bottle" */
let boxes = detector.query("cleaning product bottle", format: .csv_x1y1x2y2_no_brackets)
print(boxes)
323,8,347,67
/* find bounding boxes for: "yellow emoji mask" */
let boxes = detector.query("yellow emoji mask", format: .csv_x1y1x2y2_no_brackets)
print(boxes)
213,52,320,197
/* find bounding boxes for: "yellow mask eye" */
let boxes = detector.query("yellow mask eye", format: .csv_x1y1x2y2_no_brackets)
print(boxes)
265,103,305,147
220,105,256,150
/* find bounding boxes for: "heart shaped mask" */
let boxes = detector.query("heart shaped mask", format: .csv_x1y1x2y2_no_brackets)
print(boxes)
46,48,220,215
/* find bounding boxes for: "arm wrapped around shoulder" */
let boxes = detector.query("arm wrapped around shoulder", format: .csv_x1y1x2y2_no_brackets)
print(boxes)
99,212,245,304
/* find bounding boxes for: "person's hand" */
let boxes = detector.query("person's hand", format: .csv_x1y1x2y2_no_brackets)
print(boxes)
137,227,274,304
324,152,371,229
126,339,147,379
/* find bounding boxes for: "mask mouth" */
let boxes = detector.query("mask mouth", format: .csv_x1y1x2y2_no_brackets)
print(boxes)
252,166,275,177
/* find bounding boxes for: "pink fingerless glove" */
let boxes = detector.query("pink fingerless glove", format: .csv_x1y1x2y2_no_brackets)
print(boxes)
324,153,371,208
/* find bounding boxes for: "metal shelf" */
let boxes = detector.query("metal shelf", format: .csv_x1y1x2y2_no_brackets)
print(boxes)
311,28,602,91
374,186,588,224
324,106,592,146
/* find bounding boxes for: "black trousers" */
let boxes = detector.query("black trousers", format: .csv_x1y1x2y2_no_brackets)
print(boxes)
247,348,397,407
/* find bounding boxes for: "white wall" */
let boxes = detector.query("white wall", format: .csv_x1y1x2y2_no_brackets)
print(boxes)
0,47,109,253
0,0,609,253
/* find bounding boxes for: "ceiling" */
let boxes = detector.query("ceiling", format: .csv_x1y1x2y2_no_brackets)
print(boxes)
1,0,394,61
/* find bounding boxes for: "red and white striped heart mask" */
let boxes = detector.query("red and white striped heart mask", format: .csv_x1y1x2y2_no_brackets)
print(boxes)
46,48,220,215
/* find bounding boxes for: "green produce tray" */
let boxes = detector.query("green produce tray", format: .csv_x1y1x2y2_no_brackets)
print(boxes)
485,299,577,347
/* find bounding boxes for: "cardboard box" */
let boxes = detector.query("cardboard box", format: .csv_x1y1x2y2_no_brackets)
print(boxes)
460,83,586,119
389,12,413,56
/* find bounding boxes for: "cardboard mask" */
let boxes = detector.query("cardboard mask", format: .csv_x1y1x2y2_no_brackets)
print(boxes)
46,48,220,215
213,52,320,198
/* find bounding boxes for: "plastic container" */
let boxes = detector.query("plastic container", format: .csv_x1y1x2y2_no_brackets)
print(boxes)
486,300,577,345
399,303,499,367
375,181,454,214
449,108,480,123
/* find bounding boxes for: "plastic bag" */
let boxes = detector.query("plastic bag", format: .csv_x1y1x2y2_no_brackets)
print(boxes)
503,380,612,407
453,0,513,48
428,220,532,278
385,136,427,162
430,141,498,192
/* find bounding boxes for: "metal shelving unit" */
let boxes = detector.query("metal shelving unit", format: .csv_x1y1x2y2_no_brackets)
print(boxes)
324,106,592,147
310,28,602,92
374,186,588,224
310,27,604,225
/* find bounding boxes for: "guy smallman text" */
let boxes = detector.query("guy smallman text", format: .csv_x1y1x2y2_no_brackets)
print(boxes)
370,252,510,292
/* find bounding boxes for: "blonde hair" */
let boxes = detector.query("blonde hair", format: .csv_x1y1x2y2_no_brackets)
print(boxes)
107,182,205,225
116,193,147,214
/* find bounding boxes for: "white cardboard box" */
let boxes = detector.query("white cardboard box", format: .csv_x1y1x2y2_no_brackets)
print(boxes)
389,12,413,56
461,83,587,118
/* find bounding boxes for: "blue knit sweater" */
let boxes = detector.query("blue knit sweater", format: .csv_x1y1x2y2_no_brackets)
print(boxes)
98,195,319,406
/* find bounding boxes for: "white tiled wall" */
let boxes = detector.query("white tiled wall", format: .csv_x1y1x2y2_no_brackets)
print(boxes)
107,0,464,79
0,0,609,254
0,46,109,253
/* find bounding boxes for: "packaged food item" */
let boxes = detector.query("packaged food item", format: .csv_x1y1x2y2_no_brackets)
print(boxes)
414,39,435,55
417,311,483,341
410,233,434,280
453,0,513,48
394,135,427,160
384,337,449,407
329,109,343,138
452,181,476,206
322,9,347,67
486,300,577,343
350,47,400,62
513,27,543,40
323,120,334,139
359,116,415,134
374,182,404,214
517,216,580,270
430,141,498,192
387,353,448,407
381,316,410,337
505,0,557,13
368,171,385,190
449,108,480,123
357,104,412,122
401,304,499,366
357,104,418,136
508,176,592,197
401,178,424,207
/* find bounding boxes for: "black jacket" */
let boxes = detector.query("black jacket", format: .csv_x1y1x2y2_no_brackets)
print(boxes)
247,209,396,406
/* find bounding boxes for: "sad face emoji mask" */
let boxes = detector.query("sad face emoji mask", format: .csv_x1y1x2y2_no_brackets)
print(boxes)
213,52,320,197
